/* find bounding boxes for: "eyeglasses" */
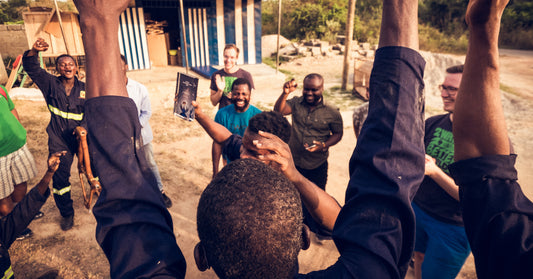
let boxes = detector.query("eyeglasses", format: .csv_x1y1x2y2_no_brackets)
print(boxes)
438,84,459,95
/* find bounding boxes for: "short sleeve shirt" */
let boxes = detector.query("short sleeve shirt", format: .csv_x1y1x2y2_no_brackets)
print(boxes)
413,113,463,225
0,85,27,157
215,104,261,137
210,68,255,109
286,96,343,170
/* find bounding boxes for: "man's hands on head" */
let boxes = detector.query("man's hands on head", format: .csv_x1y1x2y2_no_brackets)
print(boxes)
252,131,302,183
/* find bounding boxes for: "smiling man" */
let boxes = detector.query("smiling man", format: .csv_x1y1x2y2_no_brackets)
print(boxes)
274,74,343,239
22,38,86,231
411,65,472,279
213,78,261,166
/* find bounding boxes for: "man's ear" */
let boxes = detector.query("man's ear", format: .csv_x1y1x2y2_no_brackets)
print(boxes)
194,242,210,271
301,224,311,250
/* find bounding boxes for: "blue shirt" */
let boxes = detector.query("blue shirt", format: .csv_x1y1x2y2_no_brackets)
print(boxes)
214,104,261,136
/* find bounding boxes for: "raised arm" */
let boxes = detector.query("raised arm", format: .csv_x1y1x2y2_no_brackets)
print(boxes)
75,1,128,98
453,0,510,160
73,0,186,277
192,101,232,143
273,79,297,115
210,74,226,106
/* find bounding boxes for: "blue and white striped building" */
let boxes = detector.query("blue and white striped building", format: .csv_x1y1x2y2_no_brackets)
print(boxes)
119,0,262,76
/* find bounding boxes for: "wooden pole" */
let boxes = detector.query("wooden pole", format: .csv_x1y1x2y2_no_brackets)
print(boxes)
179,0,190,74
276,0,282,74
53,0,71,55
342,0,357,90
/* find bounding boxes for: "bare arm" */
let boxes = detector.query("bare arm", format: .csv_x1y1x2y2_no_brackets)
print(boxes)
36,151,66,195
379,0,419,50
424,154,459,201
210,74,226,106
74,0,129,98
254,131,341,231
26,38,48,57
273,79,297,115
192,101,232,143
453,0,510,161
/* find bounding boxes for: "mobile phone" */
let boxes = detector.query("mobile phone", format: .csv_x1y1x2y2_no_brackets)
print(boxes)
306,144,317,150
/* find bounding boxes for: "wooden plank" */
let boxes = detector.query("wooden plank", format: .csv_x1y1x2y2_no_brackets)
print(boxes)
5,58,21,91
23,11,85,57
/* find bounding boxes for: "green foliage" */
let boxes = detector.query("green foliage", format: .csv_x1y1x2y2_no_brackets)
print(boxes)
262,0,347,42
419,24,468,54
0,0,27,24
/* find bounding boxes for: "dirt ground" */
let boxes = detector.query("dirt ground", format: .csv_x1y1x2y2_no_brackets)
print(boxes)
8,49,533,278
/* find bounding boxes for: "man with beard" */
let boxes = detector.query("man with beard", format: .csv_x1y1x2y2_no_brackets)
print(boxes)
274,74,343,239
22,38,85,231
213,78,261,170
210,44,255,177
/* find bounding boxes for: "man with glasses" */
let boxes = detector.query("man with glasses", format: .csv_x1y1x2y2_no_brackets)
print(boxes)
412,65,471,279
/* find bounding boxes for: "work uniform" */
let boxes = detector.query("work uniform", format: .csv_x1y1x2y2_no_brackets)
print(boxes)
0,187,50,278
86,96,186,278
22,52,85,218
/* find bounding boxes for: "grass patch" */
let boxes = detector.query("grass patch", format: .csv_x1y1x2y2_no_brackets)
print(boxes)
323,86,363,110
262,57,295,78
500,83,522,97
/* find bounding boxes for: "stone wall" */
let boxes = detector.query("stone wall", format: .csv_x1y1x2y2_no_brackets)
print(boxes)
0,24,29,59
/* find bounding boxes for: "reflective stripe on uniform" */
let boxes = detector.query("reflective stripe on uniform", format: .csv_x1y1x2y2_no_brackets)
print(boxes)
2,266,13,279
48,104,84,121
53,185,71,196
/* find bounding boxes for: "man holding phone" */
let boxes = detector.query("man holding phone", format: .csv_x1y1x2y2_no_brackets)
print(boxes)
274,75,343,239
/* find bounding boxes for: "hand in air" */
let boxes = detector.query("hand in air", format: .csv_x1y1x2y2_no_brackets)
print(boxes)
32,38,49,52
48,151,67,173
283,79,298,95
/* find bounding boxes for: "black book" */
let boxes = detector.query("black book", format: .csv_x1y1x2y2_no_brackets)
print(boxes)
173,72,198,121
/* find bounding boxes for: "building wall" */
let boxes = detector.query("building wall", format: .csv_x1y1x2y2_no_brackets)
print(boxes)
0,25,29,59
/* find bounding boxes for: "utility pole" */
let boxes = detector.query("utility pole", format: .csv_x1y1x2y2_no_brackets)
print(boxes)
53,0,70,55
276,0,282,74
341,0,357,90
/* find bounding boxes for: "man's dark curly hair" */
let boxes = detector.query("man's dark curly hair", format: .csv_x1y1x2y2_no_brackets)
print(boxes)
247,111,291,143
231,78,252,92
197,159,303,279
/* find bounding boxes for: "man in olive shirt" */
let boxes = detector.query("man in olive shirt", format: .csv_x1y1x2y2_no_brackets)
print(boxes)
274,75,343,238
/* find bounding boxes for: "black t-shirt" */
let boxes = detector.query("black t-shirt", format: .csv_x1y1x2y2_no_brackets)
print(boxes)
209,68,254,109
413,113,463,226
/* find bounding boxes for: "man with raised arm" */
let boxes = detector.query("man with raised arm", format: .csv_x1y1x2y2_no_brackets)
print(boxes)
72,0,186,277
448,0,533,278
194,0,426,277
22,39,85,231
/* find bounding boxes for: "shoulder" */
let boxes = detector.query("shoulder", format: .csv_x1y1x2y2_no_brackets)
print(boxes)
425,113,450,126
322,101,342,117
211,69,225,77
287,96,303,106
249,105,261,113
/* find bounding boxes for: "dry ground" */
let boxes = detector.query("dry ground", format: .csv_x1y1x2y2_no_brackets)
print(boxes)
8,49,533,278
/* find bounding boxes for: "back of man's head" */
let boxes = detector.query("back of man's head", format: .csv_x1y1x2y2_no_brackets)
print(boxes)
197,158,303,278
247,111,291,143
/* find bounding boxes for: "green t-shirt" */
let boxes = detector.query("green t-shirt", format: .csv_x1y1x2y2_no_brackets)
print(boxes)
0,85,27,157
